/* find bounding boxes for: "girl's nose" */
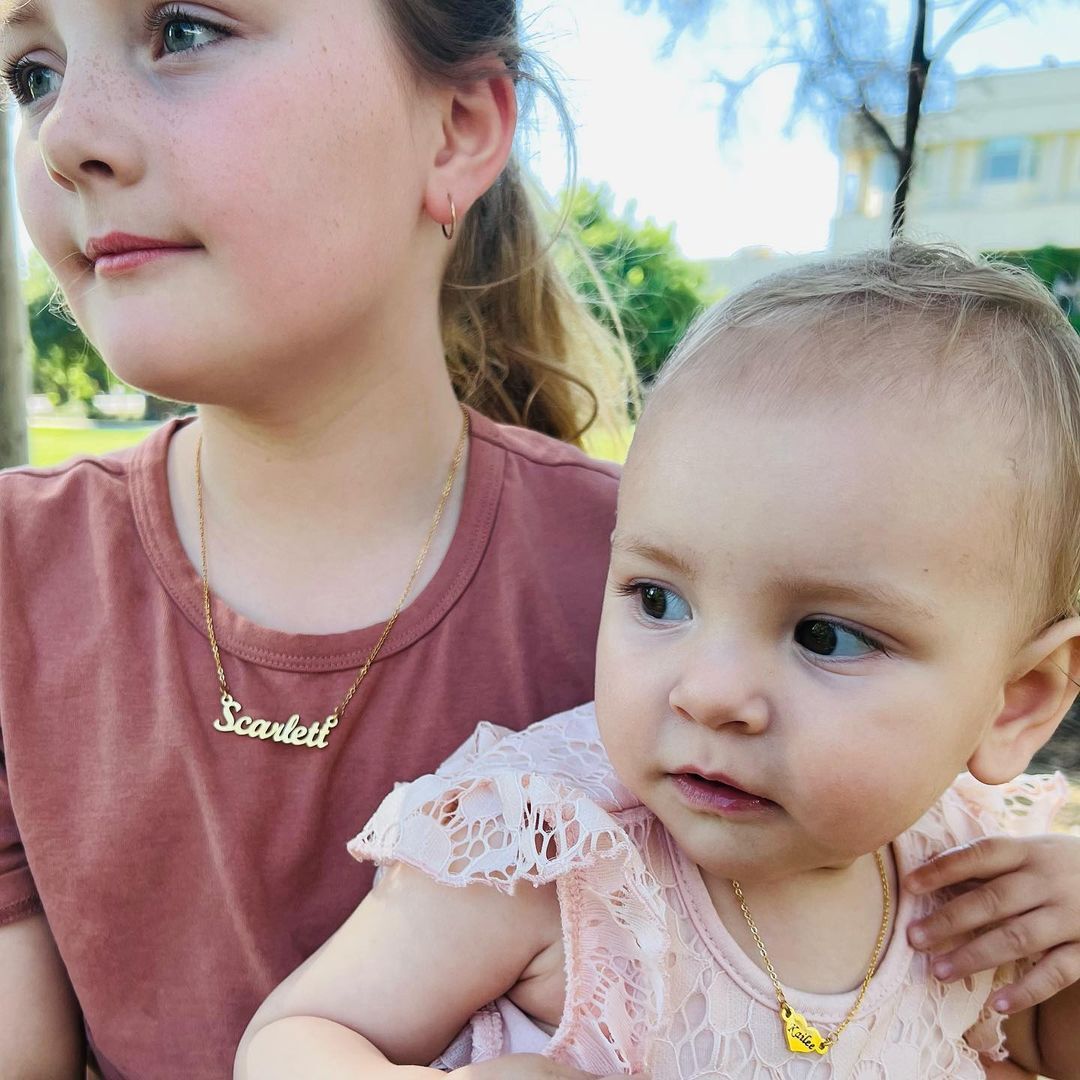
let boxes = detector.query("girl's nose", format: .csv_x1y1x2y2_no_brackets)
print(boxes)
668,644,772,735
37,60,146,194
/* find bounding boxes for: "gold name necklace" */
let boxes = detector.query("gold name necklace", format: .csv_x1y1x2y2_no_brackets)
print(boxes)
731,848,890,1056
195,408,470,751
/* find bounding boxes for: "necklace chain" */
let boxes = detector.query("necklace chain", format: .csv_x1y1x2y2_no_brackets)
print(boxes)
731,849,890,1053
195,408,470,746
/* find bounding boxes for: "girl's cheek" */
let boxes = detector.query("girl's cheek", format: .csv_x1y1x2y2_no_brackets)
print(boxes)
16,159,68,272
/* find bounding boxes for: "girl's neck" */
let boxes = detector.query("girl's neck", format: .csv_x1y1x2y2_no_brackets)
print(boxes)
166,357,469,636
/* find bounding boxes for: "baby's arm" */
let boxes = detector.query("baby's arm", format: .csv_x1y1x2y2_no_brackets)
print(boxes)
234,862,563,1078
998,986,1080,1080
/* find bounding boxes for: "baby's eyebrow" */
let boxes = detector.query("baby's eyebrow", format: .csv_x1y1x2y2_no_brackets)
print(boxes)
611,536,700,582
768,574,937,623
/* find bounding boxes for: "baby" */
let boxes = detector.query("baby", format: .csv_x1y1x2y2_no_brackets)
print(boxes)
237,244,1080,1078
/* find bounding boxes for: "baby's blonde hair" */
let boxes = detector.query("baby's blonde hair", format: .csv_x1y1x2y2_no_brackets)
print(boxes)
654,242,1080,630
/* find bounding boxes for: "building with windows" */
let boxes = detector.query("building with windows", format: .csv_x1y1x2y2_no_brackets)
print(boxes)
830,61,1080,254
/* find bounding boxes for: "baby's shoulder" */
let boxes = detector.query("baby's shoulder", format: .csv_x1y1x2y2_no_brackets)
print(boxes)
905,772,1068,858
349,703,645,892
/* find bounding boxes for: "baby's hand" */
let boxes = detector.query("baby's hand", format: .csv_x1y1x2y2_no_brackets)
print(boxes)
905,834,1080,1013
449,1054,646,1080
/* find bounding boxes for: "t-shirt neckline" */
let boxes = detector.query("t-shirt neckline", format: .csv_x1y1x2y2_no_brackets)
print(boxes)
128,406,504,673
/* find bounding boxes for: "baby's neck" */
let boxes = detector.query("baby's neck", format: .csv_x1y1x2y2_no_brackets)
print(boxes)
700,848,899,996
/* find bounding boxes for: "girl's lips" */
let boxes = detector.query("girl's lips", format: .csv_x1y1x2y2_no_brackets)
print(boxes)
670,772,778,816
92,247,201,278
84,233,202,277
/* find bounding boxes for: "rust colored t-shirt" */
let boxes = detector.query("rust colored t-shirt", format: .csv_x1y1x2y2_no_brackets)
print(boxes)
0,409,618,1079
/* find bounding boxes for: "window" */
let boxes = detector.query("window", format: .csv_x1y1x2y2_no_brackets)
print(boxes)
980,137,1038,184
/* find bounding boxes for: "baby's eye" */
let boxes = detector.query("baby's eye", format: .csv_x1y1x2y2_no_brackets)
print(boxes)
794,618,881,659
636,584,692,623
161,16,225,54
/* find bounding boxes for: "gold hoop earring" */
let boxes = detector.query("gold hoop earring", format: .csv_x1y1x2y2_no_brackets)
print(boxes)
442,195,457,241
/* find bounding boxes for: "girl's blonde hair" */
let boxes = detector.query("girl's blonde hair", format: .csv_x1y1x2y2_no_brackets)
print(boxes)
657,242,1080,627
379,0,638,446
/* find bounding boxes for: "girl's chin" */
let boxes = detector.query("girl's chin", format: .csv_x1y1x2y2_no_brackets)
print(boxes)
102,355,237,410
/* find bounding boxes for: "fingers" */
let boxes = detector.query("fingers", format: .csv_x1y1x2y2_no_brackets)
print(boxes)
925,908,1067,983
908,870,1037,953
988,942,1080,1014
906,837,1027,895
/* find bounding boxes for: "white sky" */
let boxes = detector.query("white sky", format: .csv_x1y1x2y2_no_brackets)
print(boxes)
519,0,1080,259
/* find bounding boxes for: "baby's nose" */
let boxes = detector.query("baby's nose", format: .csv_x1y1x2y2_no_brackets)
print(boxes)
667,644,772,734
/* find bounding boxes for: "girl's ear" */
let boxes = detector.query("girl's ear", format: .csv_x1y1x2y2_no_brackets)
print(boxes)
422,66,517,234
968,616,1080,785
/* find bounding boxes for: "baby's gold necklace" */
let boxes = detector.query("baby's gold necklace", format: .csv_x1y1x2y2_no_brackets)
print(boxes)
731,849,890,1056
195,408,470,751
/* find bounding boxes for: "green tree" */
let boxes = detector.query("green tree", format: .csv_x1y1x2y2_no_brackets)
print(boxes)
24,252,188,419
993,246,1080,334
25,253,111,407
562,183,709,382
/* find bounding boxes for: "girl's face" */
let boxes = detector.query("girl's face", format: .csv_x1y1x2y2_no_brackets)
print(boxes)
595,381,1024,886
2,0,443,406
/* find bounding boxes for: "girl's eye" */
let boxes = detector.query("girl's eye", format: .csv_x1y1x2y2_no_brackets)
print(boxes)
795,618,881,659
636,584,692,623
146,7,231,57
3,60,62,106
161,16,224,54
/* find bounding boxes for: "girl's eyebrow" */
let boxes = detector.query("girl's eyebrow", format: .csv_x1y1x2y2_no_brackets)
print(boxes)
1,0,44,33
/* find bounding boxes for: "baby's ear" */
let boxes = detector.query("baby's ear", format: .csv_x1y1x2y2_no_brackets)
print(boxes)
968,616,1080,785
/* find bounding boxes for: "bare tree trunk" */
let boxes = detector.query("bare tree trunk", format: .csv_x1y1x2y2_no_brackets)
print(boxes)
891,0,931,238
0,113,28,469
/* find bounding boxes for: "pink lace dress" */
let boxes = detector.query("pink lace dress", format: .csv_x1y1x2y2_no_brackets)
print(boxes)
348,703,1066,1079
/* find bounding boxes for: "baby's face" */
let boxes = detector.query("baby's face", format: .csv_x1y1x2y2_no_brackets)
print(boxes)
595,385,1024,885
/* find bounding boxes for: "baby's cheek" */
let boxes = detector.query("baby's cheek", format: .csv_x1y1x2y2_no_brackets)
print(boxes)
804,760,910,854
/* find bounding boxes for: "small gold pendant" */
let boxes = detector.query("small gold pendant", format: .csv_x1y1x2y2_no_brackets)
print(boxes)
781,1004,828,1055
212,693,339,750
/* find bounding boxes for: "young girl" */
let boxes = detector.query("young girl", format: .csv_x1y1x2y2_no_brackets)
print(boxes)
0,2,637,1077
239,245,1080,1079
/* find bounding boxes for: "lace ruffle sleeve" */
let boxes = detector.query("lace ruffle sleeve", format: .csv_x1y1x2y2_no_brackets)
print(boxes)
950,771,1068,837
347,704,642,890
347,703,668,1074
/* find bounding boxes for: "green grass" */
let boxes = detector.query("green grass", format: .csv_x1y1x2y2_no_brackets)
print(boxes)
28,425,157,468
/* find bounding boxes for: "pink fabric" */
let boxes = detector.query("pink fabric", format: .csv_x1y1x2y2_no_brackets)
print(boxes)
351,703,1067,1079
0,412,618,1079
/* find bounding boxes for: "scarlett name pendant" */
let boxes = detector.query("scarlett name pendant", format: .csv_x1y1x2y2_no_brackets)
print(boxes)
212,692,339,750
196,409,470,753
